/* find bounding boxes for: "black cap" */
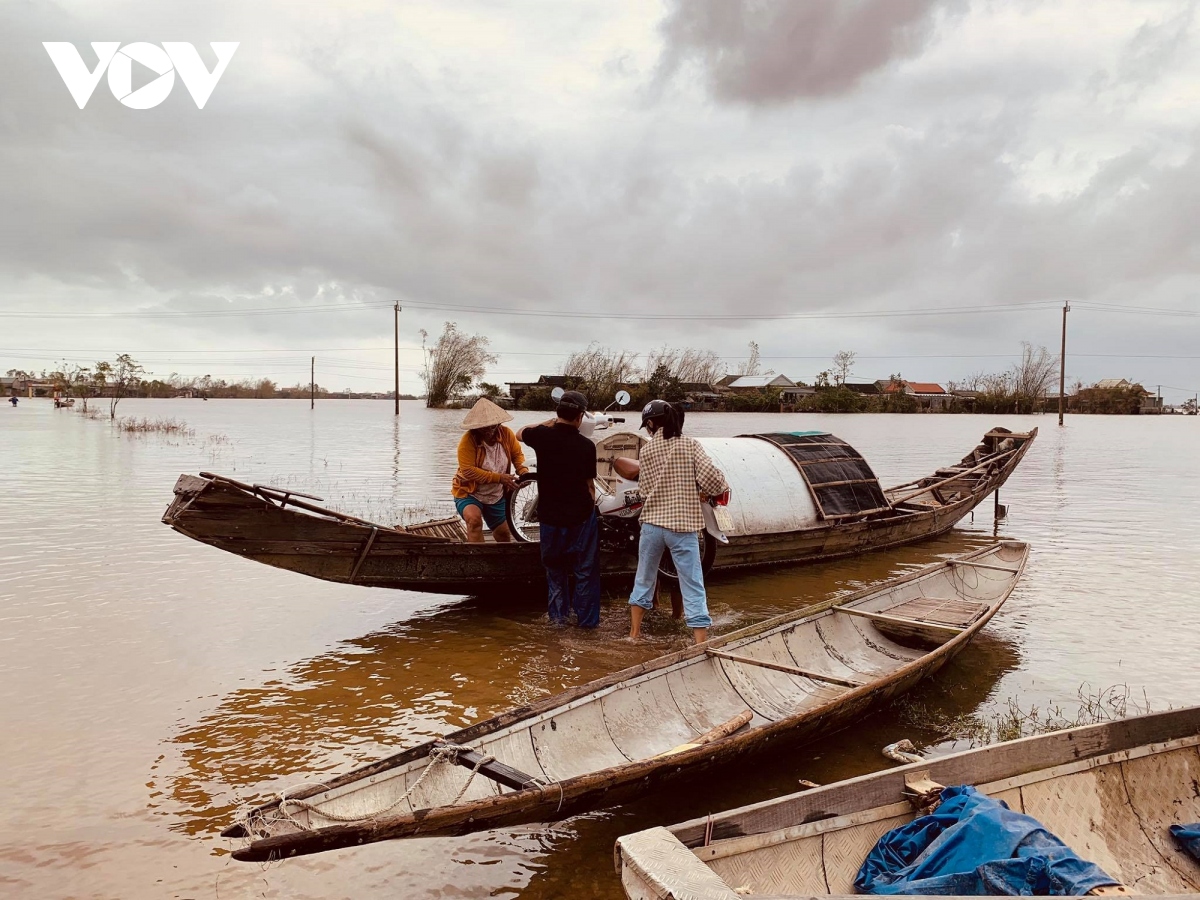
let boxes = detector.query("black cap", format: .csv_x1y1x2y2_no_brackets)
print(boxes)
558,390,588,412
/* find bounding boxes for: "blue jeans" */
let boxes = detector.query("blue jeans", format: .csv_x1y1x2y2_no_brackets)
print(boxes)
539,511,600,628
628,523,711,629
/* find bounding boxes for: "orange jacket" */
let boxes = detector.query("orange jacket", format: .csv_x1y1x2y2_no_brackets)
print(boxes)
451,427,529,499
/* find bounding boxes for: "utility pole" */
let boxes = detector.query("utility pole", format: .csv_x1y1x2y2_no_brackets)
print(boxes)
394,302,401,416
311,356,315,410
1058,301,1069,426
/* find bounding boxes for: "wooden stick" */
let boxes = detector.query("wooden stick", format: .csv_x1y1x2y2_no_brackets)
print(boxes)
654,710,754,758
348,527,379,584
199,472,394,531
836,606,964,636
887,448,1018,506
437,743,542,791
707,649,864,688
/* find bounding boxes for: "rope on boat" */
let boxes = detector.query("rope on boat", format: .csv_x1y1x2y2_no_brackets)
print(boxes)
882,739,926,765
235,742,496,836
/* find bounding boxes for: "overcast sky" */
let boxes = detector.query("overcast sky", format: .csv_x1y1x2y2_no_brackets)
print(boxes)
3,0,1199,398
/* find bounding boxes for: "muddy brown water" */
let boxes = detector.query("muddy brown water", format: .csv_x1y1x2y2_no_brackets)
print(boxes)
1,399,1197,898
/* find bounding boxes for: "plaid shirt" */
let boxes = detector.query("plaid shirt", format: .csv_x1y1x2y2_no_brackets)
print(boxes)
638,433,729,533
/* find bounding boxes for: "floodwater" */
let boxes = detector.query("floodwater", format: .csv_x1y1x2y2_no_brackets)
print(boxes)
1,399,1197,898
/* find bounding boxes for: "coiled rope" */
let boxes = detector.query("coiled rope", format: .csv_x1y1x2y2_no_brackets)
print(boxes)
236,742,496,835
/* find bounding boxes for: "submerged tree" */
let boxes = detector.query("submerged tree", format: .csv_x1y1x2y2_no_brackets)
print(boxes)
641,346,726,386
94,353,144,419
561,344,640,404
1009,342,1058,411
48,362,93,408
736,341,763,377
422,322,496,408
832,350,856,386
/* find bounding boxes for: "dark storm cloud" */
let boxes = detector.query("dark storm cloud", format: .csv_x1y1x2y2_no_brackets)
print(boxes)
2,1,1200,395
655,0,945,103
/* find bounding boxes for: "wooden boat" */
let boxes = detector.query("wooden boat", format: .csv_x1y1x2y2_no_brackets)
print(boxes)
223,541,1027,862
162,427,1036,594
615,705,1200,898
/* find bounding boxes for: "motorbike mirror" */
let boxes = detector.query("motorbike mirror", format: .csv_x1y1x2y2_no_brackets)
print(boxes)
551,387,565,402
614,390,631,407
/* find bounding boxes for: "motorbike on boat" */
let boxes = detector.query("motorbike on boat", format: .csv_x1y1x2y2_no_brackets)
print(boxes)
506,388,731,578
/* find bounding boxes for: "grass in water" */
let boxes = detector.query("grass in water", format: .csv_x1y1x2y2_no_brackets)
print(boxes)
894,683,1152,749
116,416,196,437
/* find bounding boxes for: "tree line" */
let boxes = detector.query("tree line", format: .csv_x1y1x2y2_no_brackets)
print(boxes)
420,320,1076,414
5,357,415,419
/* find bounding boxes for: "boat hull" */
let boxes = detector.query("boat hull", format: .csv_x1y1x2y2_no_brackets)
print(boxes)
224,542,1027,861
163,428,1036,594
616,705,1200,898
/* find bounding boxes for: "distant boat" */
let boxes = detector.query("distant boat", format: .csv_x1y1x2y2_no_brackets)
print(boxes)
615,703,1200,898
223,541,1027,861
53,398,75,408
161,427,1037,594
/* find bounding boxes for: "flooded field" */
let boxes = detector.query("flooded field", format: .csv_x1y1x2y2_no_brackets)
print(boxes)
1,399,1197,898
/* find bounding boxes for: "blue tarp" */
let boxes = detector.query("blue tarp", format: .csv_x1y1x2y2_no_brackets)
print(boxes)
1170,823,1200,861
855,786,1118,895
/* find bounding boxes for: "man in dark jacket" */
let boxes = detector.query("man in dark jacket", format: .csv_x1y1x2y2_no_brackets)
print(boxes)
517,391,600,627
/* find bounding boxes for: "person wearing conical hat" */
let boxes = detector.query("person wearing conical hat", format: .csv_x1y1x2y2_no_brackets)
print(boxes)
452,397,529,543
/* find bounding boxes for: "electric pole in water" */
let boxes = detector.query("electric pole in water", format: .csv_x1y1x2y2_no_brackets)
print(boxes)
394,302,401,416
1058,301,1069,426
311,356,315,409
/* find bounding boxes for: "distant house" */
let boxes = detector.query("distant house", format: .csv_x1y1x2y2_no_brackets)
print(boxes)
723,374,797,392
1095,378,1132,390
676,383,722,410
908,382,949,409
951,389,983,410
874,379,948,409
505,374,571,405
0,376,21,395
843,382,881,395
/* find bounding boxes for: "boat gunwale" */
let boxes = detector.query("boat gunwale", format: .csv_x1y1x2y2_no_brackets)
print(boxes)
657,704,1200,851
613,706,1200,900
173,428,1037,554
689,732,1200,863
226,541,1027,856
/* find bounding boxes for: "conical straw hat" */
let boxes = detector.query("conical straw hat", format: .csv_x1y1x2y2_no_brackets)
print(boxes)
461,397,513,429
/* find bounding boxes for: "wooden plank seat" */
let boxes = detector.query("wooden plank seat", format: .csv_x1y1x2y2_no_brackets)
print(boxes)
880,596,989,628
836,595,990,646
401,517,468,540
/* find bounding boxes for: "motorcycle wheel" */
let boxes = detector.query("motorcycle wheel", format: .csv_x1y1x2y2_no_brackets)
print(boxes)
506,476,540,543
656,528,717,581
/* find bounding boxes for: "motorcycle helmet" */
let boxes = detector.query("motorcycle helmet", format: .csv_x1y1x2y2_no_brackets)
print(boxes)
640,399,672,430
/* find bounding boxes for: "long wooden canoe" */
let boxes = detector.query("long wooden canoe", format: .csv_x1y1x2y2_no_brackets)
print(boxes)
164,427,1036,594
615,705,1200,898
223,541,1028,862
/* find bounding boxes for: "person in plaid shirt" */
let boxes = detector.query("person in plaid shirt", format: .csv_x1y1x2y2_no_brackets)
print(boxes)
628,400,728,644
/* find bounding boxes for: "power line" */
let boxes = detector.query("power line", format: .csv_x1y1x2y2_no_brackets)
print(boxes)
0,300,1062,321
3,296,1199,322
7,347,1200,363
0,301,394,320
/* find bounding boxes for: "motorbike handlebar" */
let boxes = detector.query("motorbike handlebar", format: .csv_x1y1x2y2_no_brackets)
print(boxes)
610,416,625,423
